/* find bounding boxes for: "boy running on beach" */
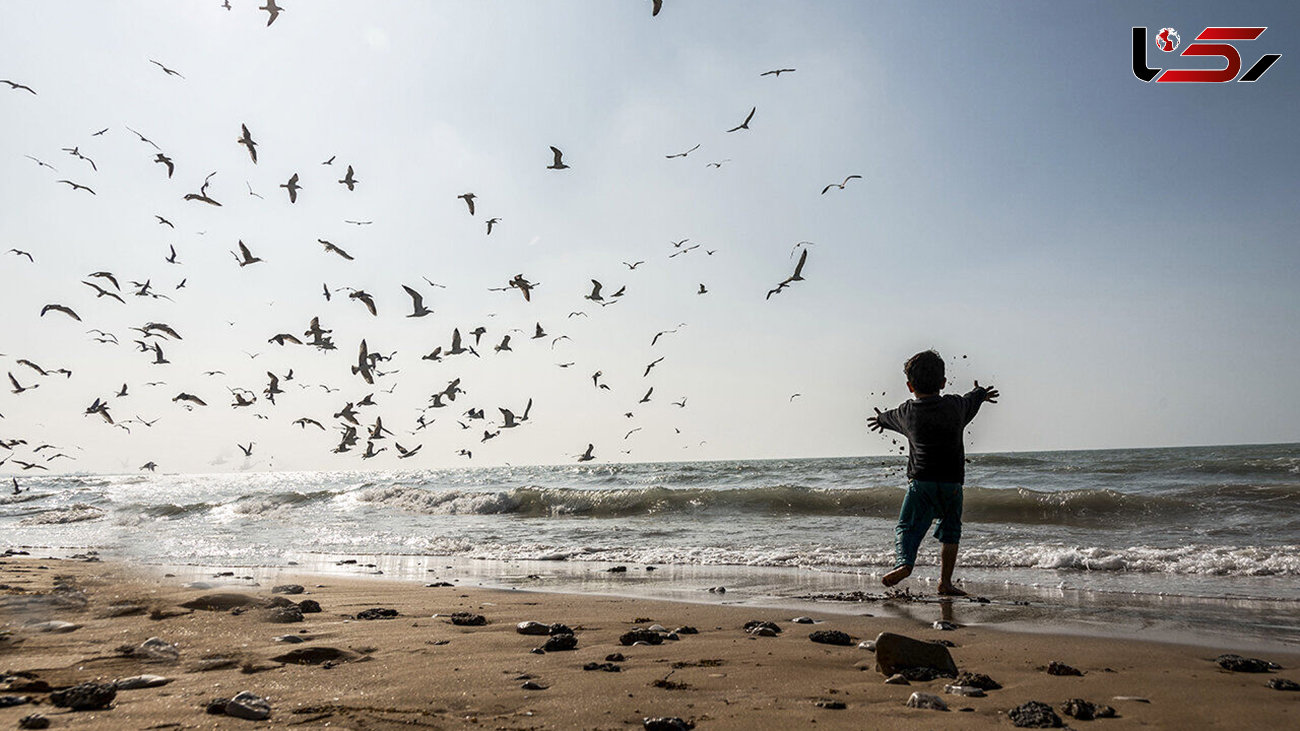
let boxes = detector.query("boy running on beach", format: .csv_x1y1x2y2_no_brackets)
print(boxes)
867,350,999,596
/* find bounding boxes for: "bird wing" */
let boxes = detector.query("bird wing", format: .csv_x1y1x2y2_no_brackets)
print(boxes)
238,240,253,260
402,285,424,311
792,247,808,278
820,183,834,195
550,146,564,166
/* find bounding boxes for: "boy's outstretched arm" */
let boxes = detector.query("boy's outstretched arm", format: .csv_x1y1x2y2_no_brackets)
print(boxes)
961,380,1000,424
974,380,999,403
867,406,900,433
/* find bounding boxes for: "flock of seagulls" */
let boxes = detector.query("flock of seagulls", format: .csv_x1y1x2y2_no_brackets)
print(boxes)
1,1,867,478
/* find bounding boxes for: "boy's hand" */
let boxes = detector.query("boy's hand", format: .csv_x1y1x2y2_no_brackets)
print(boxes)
975,380,1000,403
867,407,885,432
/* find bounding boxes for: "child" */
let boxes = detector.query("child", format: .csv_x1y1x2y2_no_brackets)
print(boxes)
867,350,998,596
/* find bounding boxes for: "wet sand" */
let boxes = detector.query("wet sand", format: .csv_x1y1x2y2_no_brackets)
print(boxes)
2,555,1298,729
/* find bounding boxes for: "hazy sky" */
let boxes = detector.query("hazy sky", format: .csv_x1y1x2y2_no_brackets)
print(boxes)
2,1,1297,473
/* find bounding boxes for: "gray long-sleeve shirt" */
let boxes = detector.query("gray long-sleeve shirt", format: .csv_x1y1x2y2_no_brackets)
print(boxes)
874,388,988,483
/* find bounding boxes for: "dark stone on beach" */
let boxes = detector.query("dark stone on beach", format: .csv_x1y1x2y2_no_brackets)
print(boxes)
100,603,148,618
675,626,699,635
1008,700,1063,728
180,592,264,611
267,595,296,608
931,639,957,647
226,690,271,720
744,620,782,634
1268,678,1300,691
272,584,304,595
953,671,1002,690
49,682,116,711
809,630,853,646
205,698,230,714
1047,661,1083,676
529,648,545,655
620,628,664,646
520,680,547,690
0,696,31,708
606,653,626,662
542,633,577,652
874,632,958,678
1061,698,1116,720
584,662,621,672
548,623,573,635
297,599,321,613
792,616,815,624
517,621,550,635
815,699,846,709
426,581,454,587
450,612,486,626
267,606,304,623
18,715,49,730
271,646,359,665
356,608,399,621
899,666,947,681
1215,654,1275,673
933,620,958,631
644,717,694,731
608,565,628,573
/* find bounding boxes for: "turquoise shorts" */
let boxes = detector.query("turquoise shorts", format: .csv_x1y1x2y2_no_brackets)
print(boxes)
893,479,963,568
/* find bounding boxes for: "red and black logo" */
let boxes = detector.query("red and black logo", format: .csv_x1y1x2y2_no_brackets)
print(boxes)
1133,26,1281,82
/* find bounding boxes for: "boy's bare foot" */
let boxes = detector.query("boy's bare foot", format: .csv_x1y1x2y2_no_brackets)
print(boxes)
881,565,913,587
936,583,967,596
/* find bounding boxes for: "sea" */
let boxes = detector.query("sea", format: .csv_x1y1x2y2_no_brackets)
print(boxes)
5,443,1299,651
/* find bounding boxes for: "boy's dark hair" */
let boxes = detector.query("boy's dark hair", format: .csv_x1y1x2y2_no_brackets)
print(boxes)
904,350,945,394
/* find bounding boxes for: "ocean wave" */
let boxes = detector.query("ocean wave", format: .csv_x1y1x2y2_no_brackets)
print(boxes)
18,504,106,525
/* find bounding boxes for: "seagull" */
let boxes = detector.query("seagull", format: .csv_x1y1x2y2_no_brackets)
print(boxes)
499,407,521,428
269,333,303,345
485,217,500,235
651,0,663,16
259,0,284,26
165,244,180,264
761,68,796,77
8,249,34,262
82,280,125,303
507,274,535,301
585,280,604,302
402,285,432,317
790,393,802,401
651,329,677,346
481,430,500,443
56,180,95,195
338,165,358,190
494,335,512,353
149,59,185,78
88,271,120,289
8,372,38,394
321,155,335,165
577,443,595,462
361,441,386,459
726,106,756,133
821,174,862,195
353,340,375,384
154,153,174,178
238,442,254,457
41,304,81,321
139,462,157,472
639,387,653,404
184,174,221,206
1,79,37,94
767,247,808,299
665,143,700,159
623,261,644,270
232,240,263,267
458,193,476,215
237,123,257,163
706,159,731,168
125,125,162,150
23,155,56,171
643,357,664,377
532,322,547,339
349,290,378,316
344,220,372,225
173,393,208,407
672,397,688,408
547,146,569,170
395,442,422,459
280,173,301,202
62,146,97,171
294,417,325,430
318,239,354,260
697,283,708,295
624,427,642,440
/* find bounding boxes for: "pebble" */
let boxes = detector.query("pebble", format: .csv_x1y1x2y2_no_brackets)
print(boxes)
516,621,551,635
706,586,726,594
179,593,263,611
271,584,304,594
1215,654,1276,673
137,636,180,662
548,623,573,635
674,626,699,635
1268,678,1300,691
605,653,626,662
25,620,81,633
267,596,296,608
542,633,577,652
884,674,910,685
267,606,304,623
648,624,668,633
873,632,958,678
298,599,322,613
113,675,172,690
953,671,1001,690
583,662,621,672
1008,700,1063,728
0,696,31,708
17,715,49,730
356,607,399,620
620,628,664,646
206,697,230,714
1061,698,1116,720
273,634,305,643
815,699,846,709
792,616,815,624
744,620,782,635
225,690,271,720
270,646,359,665
1112,696,1150,703
932,620,957,631
49,682,116,711
809,630,853,646
859,640,876,651
607,565,628,573
100,603,147,618
1046,661,1083,676
520,680,547,690
905,692,948,711
644,717,695,731
943,684,986,697
449,612,486,626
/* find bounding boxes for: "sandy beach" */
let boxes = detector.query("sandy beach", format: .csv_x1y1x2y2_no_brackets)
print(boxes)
2,555,1297,729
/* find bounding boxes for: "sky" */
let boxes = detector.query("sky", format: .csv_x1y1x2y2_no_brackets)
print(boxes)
1,1,1298,474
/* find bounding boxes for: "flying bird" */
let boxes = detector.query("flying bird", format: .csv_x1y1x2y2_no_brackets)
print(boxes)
238,442,254,457
9,249,35,262
280,173,301,202
2,79,37,94
149,59,185,78
125,125,162,150
165,244,180,264
348,290,378,316
577,443,595,462
338,165,358,190
318,239,354,260
56,180,95,195
585,280,604,302
237,124,257,163
154,153,174,178
643,357,664,377
62,146,97,171
726,107,756,133
485,217,500,235
651,0,663,16
766,247,808,299
402,285,432,317
458,193,476,215
760,68,796,77
41,304,81,321
321,155,335,165
623,261,644,270
665,143,701,159
82,280,125,303
232,240,263,267
259,0,284,26
821,174,862,195
173,393,208,406
23,155,56,171
8,372,38,394
547,146,569,170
